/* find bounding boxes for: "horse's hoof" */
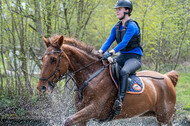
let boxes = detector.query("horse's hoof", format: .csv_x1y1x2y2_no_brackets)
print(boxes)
64,118,72,126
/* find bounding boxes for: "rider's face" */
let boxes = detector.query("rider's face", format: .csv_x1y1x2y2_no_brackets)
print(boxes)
116,7,127,19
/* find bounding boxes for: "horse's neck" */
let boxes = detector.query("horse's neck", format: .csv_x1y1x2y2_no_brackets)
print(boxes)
63,45,101,85
65,48,95,70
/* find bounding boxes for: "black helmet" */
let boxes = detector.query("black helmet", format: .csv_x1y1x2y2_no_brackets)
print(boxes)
113,0,133,12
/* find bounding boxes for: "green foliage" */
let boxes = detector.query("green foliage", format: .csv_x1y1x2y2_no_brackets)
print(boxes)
30,95,39,103
0,0,190,118
176,72,190,104
183,104,190,112
175,72,190,114
0,96,16,109
16,108,26,117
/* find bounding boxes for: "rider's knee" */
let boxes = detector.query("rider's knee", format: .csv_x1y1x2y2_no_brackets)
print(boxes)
120,70,130,77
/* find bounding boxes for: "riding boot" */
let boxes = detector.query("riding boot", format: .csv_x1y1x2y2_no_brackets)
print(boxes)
120,74,129,101
113,74,129,114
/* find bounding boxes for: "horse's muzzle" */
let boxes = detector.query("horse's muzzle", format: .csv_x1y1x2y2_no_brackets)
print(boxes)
40,86,47,93
37,85,53,93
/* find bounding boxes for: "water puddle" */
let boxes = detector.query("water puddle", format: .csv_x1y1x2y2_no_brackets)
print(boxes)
1,87,189,126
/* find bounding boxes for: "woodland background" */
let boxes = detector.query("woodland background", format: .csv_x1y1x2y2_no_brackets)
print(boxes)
0,0,190,121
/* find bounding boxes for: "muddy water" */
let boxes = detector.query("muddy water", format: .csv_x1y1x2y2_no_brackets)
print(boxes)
0,119,47,126
0,116,189,126
1,87,189,126
40,87,189,126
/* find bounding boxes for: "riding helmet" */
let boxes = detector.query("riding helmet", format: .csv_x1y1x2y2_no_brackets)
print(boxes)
113,0,133,12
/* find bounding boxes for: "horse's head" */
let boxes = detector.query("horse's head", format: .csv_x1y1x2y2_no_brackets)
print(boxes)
37,35,70,93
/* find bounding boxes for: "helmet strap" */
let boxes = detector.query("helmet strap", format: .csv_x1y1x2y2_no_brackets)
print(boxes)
119,12,129,20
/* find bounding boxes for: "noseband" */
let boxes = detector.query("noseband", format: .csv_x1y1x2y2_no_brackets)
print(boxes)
38,49,105,91
39,50,64,88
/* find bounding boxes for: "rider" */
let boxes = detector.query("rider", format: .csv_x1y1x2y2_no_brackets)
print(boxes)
98,0,143,113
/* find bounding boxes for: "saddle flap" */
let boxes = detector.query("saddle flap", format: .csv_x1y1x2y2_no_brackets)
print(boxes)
109,63,144,94
111,61,121,82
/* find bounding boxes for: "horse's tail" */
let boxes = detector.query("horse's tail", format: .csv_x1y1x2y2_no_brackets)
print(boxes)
165,70,178,87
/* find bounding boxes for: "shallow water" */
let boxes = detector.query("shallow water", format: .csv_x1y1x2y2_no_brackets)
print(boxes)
0,119,47,126
1,116,190,126
2,86,189,126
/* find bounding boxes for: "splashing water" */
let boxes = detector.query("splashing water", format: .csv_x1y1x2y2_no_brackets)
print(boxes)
1,81,188,126
43,86,190,126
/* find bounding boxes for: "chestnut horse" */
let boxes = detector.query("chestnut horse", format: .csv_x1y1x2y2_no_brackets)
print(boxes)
37,35,178,126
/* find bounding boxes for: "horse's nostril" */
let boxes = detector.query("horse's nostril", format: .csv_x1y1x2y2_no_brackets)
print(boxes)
40,86,46,92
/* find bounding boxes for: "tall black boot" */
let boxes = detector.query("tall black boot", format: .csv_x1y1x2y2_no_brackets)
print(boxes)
120,74,129,101
113,74,129,114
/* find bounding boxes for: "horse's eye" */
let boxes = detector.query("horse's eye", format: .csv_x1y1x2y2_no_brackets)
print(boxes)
51,57,57,63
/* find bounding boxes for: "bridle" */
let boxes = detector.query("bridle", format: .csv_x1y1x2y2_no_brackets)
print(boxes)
39,50,64,88
38,49,103,90
39,49,164,96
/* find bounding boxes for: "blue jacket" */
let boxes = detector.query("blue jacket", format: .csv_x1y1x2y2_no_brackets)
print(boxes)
100,21,143,56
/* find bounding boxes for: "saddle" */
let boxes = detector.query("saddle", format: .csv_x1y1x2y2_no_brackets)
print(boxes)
99,59,145,122
109,60,144,94
110,61,131,85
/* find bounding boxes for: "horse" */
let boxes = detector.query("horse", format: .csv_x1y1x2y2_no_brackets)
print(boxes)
37,35,178,126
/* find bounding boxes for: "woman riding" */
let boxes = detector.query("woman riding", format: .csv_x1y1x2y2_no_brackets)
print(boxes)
98,0,143,113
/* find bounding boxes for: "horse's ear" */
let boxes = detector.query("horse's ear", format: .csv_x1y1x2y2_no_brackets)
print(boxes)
57,35,64,48
41,35,50,48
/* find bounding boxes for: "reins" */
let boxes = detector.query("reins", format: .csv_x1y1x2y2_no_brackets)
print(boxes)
39,49,106,90
59,58,104,91
64,58,103,77
39,50,164,95
76,60,113,99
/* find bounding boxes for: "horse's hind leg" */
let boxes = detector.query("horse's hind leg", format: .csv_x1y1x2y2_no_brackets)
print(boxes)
156,105,175,126
167,112,175,126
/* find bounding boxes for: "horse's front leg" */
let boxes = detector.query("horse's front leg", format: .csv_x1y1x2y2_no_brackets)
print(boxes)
64,104,96,126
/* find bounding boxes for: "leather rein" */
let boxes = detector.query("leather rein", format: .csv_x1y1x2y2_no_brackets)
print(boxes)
39,50,106,91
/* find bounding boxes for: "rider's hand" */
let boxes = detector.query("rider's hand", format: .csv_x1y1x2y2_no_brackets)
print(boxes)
98,50,104,54
102,52,113,60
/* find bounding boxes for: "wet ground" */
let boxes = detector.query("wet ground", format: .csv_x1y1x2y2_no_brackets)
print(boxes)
1,115,190,126
1,88,189,126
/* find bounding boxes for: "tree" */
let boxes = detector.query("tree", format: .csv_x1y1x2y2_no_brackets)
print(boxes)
0,0,189,99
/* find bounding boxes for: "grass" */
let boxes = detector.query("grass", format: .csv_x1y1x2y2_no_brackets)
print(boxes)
175,72,190,114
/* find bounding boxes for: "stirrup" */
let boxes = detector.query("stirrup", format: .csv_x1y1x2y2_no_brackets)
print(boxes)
113,98,123,115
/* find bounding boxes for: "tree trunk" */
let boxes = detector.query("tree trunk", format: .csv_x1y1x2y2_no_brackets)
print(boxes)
45,0,52,37
0,0,3,90
15,0,33,95
34,0,45,53
63,2,71,36
141,0,154,46
174,16,189,69
75,0,84,38
11,12,19,95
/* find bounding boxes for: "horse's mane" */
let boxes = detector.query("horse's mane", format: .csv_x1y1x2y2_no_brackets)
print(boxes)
48,35,96,55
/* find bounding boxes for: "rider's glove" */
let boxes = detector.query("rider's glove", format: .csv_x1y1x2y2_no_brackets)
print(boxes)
98,50,103,54
102,52,113,60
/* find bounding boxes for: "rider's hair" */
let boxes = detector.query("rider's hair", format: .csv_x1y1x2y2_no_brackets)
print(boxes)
125,7,131,16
